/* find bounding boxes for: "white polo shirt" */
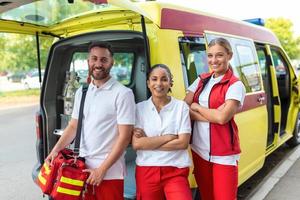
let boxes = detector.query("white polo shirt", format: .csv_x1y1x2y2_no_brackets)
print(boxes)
135,97,192,168
72,77,135,180
188,76,245,166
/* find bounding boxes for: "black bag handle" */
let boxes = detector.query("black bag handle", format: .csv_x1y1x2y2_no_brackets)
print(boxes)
74,84,89,156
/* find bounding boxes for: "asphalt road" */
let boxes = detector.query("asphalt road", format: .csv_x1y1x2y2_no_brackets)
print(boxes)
237,144,292,199
0,105,43,200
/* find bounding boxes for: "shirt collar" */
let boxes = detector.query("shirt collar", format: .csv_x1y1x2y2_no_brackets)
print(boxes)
147,96,174,112
89,77,116,91
210,74,224,83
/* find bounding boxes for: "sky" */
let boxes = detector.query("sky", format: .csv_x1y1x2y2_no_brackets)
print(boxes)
158,0,300,36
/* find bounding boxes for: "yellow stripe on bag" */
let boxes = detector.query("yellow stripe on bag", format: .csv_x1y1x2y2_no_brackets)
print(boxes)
38,172,46,185
43,163,51,175
60,176,84,186
57,186,81,196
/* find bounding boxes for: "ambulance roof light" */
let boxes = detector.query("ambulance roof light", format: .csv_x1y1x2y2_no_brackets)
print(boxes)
243,18,265,26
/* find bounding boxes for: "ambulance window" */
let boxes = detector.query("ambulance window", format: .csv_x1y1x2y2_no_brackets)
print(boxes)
70,52,89,84
256,48,268,90
205,34,262,92
257,49,267,78
270,50,287,76
70,52,134,85
111,53,134,85
179,37,209,85
236,45,262,93
270,48,290,100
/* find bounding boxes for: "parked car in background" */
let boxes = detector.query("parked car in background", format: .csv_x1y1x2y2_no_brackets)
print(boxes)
110,66,129,81
7,71,26,82
76,69,88,83
22,70,44,89
0,71,8,76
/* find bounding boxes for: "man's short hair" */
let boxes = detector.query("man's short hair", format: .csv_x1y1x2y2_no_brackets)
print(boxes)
88,42,114,56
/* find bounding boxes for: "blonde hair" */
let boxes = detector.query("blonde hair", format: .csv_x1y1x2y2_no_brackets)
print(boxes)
208,37,232,54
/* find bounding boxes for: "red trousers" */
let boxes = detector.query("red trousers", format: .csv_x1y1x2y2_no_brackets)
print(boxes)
192,151,238,200
83,180,123,200
135,166,193,200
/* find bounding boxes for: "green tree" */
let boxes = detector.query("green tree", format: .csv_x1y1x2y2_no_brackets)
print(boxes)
0,0,94,73
0,35,6,72
0,33,53,72
265,17,300,59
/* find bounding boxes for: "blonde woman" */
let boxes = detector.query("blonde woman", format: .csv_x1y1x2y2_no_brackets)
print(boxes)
185,38,246,200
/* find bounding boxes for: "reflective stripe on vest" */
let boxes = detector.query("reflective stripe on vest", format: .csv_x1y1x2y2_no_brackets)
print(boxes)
56,186,81,196
60,176,85,186
44,163,51,175
38,172,46,185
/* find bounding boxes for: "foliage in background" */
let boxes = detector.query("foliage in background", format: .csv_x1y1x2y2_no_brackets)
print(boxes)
0,36,5,65
0,89,40,98
266,17,300,59
0,0,96,73
0,34,53,72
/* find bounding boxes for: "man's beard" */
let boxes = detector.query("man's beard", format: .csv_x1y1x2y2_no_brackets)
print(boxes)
91,67,110,80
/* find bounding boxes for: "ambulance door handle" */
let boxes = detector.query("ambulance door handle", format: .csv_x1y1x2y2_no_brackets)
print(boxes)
257,95,265,104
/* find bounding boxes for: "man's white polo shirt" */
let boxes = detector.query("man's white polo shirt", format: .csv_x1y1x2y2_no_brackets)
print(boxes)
135,97,191,168
72,77,135,180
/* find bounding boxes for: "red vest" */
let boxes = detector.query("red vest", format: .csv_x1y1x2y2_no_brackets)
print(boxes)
193,69,241,156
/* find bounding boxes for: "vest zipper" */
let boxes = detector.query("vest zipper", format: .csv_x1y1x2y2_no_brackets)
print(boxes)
229,120,234,150
209,123,212,162
208,84,213,162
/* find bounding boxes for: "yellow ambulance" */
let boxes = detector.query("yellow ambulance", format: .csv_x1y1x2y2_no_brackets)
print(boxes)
1,0,299,199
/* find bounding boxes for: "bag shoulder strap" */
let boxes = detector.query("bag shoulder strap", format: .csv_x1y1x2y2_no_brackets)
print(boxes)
74,84,89,155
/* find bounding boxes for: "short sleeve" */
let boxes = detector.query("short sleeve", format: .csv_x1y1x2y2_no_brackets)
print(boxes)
71,87,82,120
225,81,246,106
116,90,136,125
178,102,192,134
187,77,200,93
135,104,143,129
